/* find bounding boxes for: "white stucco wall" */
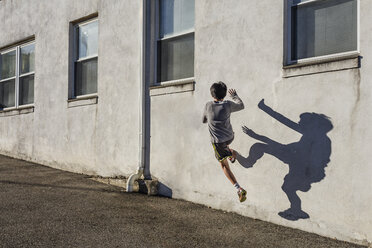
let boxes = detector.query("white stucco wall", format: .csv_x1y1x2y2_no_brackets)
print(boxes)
150,0,371,246
0,0,371,246
0,0,141,176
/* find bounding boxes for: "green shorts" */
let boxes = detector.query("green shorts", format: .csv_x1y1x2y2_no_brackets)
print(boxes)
212,138,233,162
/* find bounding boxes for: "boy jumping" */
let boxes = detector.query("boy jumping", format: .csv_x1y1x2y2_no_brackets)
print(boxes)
202,81,247,202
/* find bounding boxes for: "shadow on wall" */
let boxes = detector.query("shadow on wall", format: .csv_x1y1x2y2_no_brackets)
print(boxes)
237,99,333,221
157,182,173,198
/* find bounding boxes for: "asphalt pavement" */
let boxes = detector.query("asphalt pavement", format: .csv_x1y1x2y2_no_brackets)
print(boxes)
0,155,365,248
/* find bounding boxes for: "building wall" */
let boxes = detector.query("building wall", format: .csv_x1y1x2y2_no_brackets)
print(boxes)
0,0,371,246
150,0,371,246
0,0,141,176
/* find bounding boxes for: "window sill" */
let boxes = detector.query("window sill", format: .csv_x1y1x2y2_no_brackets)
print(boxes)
150,78,195,96
0,105,34,117
283,54,360,78
67,94,98,108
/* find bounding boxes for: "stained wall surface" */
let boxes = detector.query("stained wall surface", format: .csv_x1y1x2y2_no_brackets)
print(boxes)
150,1,371,246
0,0,141,176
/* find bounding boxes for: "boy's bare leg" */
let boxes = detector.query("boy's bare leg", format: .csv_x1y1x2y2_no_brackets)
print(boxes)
227,146,237,163
221,158,247,202
228,146,237,159
220,159,237,185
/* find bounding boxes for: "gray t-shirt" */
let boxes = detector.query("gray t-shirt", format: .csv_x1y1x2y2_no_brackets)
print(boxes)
202,94,244,143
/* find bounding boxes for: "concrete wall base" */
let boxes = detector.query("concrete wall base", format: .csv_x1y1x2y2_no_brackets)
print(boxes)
90,176,159,196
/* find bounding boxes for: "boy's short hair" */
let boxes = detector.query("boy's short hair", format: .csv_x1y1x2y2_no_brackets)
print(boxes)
210,81,227,100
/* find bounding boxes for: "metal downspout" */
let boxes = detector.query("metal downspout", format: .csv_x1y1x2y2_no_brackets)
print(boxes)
126,0,146,192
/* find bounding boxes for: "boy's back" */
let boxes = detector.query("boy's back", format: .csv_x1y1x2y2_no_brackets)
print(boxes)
203,94,244,143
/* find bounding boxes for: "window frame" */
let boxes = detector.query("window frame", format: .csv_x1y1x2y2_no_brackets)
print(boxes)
153,0,195,85
284,0,360,66
0,40,35,111
71,17,99,99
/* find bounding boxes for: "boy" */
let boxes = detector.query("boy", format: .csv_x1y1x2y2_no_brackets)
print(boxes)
202,81,247,202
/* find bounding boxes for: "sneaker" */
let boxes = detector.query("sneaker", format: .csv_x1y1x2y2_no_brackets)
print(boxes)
238,188,247,203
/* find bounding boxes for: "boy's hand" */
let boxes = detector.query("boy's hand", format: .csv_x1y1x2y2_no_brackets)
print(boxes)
228,89,237,97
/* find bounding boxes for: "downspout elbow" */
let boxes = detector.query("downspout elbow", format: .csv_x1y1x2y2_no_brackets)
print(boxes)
126,168,144,192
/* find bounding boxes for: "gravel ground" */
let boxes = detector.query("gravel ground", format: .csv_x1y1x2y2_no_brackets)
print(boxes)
0,155,366,248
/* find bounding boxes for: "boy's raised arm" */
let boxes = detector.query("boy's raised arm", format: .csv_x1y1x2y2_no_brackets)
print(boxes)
258,99,300,133
229,89,244,112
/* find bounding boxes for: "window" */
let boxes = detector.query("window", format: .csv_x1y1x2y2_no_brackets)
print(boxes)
73,18,98,97
0,42,35,110
158,0,195,82
151,0,194,84
286,0,358,65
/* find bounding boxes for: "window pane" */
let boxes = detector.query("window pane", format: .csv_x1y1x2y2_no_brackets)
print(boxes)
292,0,357,60
75,57,97,96
19,74,34,105
78,20,98,59
0,79,15,108
160,0,195,38
0,50,16,80
160,33,194,82
21,43,35,74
